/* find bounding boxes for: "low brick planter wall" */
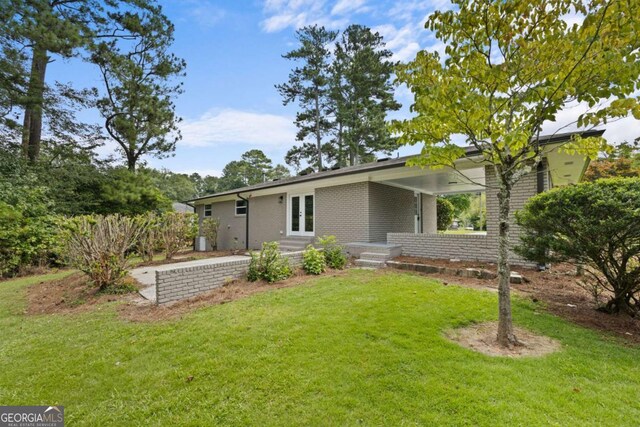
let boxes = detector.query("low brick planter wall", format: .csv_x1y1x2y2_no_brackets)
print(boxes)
387,260,527,283
155,251,303,305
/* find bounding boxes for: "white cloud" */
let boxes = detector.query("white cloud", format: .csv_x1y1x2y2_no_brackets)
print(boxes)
261,0,358,32
331,0,368,16
183,0,226,28
179,109,296,148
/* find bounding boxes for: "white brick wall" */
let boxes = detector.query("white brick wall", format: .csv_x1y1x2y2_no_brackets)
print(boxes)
155,252,304,304
387,164,543,267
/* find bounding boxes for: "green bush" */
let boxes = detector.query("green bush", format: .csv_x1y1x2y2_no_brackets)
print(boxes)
63,214,145,292
0,166,63,277
516,178,640,316
200,217,221,251
247,242,292,283
317,235,347,269
436,197,455,231
302,245,326,275
160,212,198,260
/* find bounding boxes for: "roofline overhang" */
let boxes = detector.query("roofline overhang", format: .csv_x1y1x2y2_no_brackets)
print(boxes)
186,129,605,204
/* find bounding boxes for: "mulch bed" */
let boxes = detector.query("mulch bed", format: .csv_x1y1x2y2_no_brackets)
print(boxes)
25,272,141,315
392,257,640,345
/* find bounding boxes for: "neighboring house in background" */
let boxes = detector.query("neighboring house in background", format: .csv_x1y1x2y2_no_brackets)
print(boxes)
188,130,602,266
172,202,195,213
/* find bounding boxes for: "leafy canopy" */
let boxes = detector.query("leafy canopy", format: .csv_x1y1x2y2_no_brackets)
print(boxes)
516,178,640,316
392,0,640,177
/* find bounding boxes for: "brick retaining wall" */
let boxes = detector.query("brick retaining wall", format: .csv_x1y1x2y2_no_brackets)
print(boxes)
155,252,303,305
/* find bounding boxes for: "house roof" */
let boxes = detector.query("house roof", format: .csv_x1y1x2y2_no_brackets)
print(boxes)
187,129,604,203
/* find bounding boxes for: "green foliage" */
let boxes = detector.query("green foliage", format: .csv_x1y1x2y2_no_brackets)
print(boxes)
247,242,292,283
0,157,62,276
277,25,338,171
436,198,455,231
92,7,185,171
63,214,144,290
144,168,198,202
516,178,640,315
99,168,172,215
200,217,221,251
332,25,401,167
160,212,198,260
584,141,640,181
317,235,347,269
442,194,471,218
302,245,326,275
135,212,161,262
218,150,290,192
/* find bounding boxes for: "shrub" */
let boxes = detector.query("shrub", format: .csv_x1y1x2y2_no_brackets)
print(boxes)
303,245,326,275
135,212,161,262
436,197,455,231
64,214,144,291
160,212,198,260
247,241,292,283
200,217,221,251
317,235,347,269
516,178,640,316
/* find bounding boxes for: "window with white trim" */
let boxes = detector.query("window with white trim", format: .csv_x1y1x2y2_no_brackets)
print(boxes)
204,204,212,217
235,199,247,216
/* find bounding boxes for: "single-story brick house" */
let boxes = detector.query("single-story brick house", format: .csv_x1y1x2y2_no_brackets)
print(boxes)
188,130,601,266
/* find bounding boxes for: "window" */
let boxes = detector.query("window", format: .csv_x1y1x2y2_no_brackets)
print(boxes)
204,204,212,217
235,199,247,216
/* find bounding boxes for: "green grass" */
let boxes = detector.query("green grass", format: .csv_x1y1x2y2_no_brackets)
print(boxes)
1,270,639,426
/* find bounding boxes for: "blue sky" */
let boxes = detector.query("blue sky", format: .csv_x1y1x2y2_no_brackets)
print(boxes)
47,0,636,177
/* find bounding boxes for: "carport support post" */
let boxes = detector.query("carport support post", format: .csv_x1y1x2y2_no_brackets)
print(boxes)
238,193,249,250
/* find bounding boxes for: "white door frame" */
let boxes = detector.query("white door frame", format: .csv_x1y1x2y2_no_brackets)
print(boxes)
287,192,315,236
414,192,423,234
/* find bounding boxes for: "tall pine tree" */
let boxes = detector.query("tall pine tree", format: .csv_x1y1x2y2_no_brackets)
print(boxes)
332,25,400,166
276,25,337,172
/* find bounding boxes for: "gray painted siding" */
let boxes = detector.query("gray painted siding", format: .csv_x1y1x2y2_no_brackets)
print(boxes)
203,200,246,250
368,182,415,242
315,182,370,243
248,193,287,249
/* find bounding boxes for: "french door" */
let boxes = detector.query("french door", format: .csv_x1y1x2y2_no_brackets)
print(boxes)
288,193,314,236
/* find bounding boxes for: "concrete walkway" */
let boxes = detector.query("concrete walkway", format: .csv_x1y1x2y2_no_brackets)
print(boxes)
131,255,250,303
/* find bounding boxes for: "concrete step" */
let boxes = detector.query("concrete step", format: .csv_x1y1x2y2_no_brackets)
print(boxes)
354,259,386,268
359,252,391,261
279,244,307,252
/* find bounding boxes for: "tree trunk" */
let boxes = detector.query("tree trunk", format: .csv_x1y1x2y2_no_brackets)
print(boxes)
127,152,136,172
496,182,519,347
314,94,323,171
22,44,49,162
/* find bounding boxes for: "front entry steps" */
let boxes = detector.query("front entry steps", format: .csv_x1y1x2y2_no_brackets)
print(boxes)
278,236,315,252
352,244,402,268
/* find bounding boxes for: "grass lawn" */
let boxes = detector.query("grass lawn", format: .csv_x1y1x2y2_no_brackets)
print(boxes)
1,270,639,426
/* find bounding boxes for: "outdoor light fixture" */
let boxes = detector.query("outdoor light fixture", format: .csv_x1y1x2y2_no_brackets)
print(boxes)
279,195,284,204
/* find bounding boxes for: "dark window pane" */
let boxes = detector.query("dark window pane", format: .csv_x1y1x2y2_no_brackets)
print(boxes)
291,196,300,232
236,200,247,215
305,195,313,232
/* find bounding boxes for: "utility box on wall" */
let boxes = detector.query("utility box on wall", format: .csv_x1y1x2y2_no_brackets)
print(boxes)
195,236,207,252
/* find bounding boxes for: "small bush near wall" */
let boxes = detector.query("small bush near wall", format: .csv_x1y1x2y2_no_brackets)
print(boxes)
63,215,144,292
247,242,292,283
317,235,347,269
200,217,221,251
436,198,455,231
303,245,326,275
161,212,198,260
135,213,162,262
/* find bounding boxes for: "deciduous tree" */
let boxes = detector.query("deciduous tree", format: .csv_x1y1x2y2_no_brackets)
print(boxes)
392,0,640,347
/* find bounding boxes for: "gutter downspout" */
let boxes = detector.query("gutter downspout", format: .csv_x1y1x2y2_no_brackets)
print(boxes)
237,193,249,250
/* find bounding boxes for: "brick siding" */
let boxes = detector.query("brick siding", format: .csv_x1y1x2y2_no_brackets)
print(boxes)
155,252,304,304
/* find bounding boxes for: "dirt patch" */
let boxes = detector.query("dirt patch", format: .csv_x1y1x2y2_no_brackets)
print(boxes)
118,269,350,322
446,321,561,357
135,250,237,267
26,272,141,315
391,258,640,345
395,256,502,271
